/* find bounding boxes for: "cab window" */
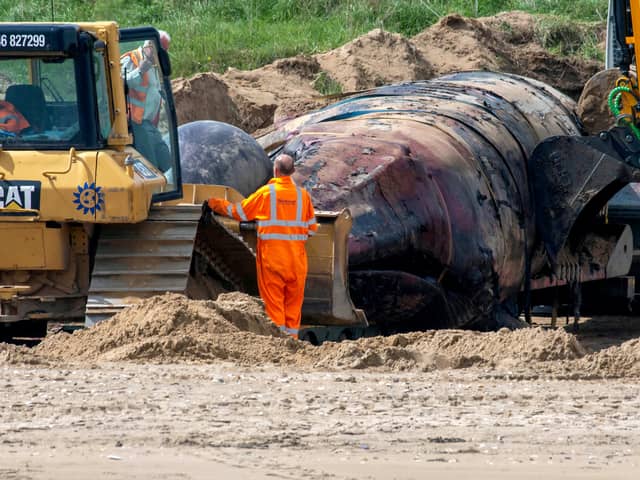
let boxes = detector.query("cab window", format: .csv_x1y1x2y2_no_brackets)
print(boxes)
0,56,80,144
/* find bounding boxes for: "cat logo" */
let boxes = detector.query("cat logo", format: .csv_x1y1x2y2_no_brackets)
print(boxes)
0,180,41,215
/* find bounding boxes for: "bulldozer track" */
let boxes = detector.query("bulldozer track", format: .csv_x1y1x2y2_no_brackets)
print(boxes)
86,206,258,324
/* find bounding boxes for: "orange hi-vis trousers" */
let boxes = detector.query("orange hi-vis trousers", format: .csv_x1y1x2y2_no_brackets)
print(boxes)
208,176,317,338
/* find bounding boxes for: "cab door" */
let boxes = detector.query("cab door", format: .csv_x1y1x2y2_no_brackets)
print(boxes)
119,27,181,202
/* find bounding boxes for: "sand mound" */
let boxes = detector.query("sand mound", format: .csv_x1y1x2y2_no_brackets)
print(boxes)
214,292,278,336
310,327,585,371
517,49,599,99
172,57,329,133
0,343,47,366
481,11,538,45
411,13,600,99
171,72,241,126
31,303,586,371
3,295,631,378
316,28,434,91
27,295,599,375
412,14,515,75
574,338,640,377
35,293,298,364
222,56,330,132
30,293,584,371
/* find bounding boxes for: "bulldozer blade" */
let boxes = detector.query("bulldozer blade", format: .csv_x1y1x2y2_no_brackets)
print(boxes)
214,208,367,327
530,127,640,265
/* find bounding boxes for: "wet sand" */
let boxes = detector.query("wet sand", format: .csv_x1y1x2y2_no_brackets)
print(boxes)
2,363,638,479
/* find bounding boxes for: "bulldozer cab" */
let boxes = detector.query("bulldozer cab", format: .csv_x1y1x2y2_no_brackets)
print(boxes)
0,23,182,205
0,23,185,338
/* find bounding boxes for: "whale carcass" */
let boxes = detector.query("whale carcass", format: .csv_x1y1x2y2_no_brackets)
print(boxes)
182,71,639,331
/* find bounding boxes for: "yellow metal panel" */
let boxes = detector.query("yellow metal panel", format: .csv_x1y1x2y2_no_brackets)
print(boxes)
629,1,640,72
95,150,164,223
306,228,334,275
77,22,131,147
0,149,166,224
0,223,68,270
103,188,132,219
162,184,246,205
0,150,99,222
43,225,70,269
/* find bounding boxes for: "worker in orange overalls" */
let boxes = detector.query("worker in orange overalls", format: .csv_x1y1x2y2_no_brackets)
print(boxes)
204,153,318,339
0,100,30,134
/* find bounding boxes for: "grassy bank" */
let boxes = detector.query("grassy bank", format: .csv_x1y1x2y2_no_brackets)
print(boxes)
0,0,608,77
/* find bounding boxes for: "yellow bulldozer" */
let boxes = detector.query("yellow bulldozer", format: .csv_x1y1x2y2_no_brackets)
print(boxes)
0,22,365,342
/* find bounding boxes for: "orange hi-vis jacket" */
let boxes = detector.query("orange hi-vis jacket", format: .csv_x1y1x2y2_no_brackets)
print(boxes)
0,100,30,133
208,176,318,338
121,49,150,125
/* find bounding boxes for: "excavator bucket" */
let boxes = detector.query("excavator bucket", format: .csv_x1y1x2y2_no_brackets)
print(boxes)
530,126,640,265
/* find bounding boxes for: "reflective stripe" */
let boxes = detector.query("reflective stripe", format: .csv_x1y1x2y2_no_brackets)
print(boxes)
258,233,308,241
0,114,18,123
295,186,303,222
226,204,233,217
128,97,146,108
308,230,316,236
269,184,277,219
307,218,316,226
235,202,248,221
132,82,150,93
258,219,308,228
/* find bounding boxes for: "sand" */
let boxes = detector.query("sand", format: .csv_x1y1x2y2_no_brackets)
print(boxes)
2,294,639,478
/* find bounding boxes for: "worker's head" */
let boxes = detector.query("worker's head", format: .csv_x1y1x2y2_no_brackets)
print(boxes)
142,40,156,62
158,30,171,51
274,154,295,177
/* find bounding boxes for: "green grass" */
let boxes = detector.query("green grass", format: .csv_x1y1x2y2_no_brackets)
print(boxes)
312,70,343,95
535,15,605,62
0,0,609,77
